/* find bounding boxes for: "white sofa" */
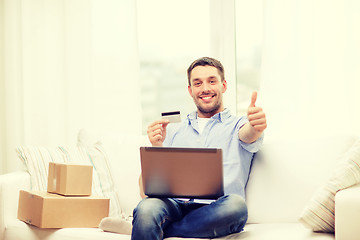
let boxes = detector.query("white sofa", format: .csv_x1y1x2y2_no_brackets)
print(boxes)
1,133,360,240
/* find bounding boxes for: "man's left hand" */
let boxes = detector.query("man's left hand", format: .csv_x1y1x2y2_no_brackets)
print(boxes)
247,91,267,132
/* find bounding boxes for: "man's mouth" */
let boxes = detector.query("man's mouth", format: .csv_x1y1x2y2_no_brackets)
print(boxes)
199,94,215,102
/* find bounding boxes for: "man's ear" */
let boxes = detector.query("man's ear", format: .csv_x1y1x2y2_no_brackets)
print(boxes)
188,85,193,96
222,80,228,93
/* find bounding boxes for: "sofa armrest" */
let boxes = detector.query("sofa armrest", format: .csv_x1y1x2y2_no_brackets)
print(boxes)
335,183,360,240
0,171,30,239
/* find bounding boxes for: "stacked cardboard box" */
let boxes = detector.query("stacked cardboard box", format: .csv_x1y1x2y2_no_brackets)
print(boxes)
18,163,109,228
47,162,93,196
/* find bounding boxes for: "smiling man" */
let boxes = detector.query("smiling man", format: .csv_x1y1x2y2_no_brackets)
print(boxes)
131,57,267,240
187,64,226,118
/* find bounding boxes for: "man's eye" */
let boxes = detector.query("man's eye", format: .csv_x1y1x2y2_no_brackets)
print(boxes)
194,82,201,86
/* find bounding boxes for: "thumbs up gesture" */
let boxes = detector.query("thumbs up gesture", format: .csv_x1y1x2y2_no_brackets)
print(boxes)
247,91,267,132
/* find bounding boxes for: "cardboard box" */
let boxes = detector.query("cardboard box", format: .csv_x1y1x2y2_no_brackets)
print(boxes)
47,162,93,196
18,190,109,228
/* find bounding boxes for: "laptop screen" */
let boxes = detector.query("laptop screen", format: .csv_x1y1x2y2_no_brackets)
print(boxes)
140,147,224,199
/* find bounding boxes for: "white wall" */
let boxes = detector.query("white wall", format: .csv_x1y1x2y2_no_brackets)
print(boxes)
0,0,5,174
260,0,360,140
210,0,237,114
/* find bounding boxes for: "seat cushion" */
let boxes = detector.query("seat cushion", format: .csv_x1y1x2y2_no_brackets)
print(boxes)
237,223,334,240
4,220,129,240
4,220,333,240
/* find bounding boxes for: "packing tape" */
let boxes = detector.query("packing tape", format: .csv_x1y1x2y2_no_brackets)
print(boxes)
52,164,57,192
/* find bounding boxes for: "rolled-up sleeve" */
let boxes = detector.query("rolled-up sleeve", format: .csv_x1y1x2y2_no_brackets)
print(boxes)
239,133,264,153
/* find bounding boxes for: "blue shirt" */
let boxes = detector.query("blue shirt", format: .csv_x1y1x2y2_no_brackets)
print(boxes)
163,109,263,199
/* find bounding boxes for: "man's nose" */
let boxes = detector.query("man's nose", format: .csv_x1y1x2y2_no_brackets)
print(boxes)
201,82,211,91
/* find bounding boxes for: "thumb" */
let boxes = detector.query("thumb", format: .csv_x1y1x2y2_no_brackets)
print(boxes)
162,120,170,131
162,121,169,129
250,91,257,107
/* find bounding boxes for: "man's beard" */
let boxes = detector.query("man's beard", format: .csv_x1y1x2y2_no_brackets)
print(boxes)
195,99,222,116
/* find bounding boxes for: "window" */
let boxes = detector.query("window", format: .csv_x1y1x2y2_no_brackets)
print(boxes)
235,0,263,115
136,0,211,133
137,0,263,132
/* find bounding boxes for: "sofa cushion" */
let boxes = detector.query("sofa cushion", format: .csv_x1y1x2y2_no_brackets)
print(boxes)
4,220,334,240
240,223,334,240
299,137,360,232
4,220,128,240
246,134,357,224
16,129,124,218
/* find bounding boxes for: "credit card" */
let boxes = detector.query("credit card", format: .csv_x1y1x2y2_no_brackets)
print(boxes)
161,111,181,123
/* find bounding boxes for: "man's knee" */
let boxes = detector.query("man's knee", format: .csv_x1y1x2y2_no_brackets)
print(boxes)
133,198,165,220
219,194,248,222
132,198,169,240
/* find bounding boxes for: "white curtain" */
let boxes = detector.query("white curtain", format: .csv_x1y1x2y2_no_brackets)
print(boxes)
260,0,360,140
0,0,141,174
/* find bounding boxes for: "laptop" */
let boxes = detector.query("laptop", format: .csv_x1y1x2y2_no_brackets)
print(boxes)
140,146,224,199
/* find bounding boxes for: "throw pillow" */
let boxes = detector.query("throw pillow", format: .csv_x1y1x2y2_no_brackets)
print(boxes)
299,138,360,232
16,129,125,218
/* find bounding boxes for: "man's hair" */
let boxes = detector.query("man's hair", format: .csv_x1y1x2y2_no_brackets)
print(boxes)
187,57,225,86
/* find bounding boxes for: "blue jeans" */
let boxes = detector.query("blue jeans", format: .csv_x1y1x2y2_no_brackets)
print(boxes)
131,194,248,240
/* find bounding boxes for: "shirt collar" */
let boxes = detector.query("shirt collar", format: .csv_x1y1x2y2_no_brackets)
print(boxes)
187,108,231,123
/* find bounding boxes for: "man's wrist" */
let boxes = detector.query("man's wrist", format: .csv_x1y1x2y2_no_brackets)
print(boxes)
239,122,262,143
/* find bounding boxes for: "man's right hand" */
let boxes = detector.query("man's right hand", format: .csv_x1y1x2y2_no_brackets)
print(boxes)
147,119,170,146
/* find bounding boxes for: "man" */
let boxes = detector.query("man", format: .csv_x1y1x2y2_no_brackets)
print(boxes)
131,57,267,240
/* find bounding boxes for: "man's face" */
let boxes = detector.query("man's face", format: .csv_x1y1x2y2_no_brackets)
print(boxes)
188,65,227,118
